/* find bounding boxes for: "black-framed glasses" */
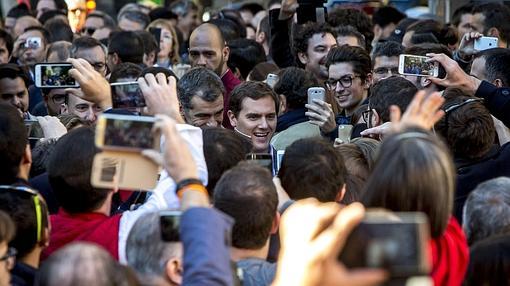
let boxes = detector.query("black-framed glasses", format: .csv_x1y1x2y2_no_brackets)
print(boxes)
89,62,106,72
0,247,16,270
50,93,67,105
326,75,361,90
443,98,484,130
0,185,43,242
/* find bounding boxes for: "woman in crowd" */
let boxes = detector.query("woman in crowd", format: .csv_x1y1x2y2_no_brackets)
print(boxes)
147,19,180,70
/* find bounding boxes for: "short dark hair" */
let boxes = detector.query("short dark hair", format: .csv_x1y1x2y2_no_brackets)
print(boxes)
108,31,145,64
293,22,336,68
406,19,458,47
0,188,49,259
0,63,30,87
71,36,106,57
148,7,178,22
372,6,406,29
44,18,73,43
38,10,66,25
434,88,495,160
362,128,455,238
372,40,405,63
213,9,246,39
227,38,266,80
404,43,452,86
135,30,159,55
0,103,28,185
47,127,111,214
369,76,418,123
451,3,475,27
0,210,15,243
177,67,224,111
87,11,116,28
119,10,150,29
213,162,277,249
335,25,366,49
208,18,241,42
7,3,31,18
169,0,199,17
477,48,510,87
202,128,250,196
229,81,279,118
326,45,372,80
464,234,510,286
473,2,510,44
273,67,318,110
463,177,510,246
109,62,143,83
327,8,374,52
247,62,279,82
23,26,50,44
0,29,14,57
279,137,347,202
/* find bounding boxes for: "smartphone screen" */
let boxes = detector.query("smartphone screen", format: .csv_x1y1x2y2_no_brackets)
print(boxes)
160,211,181,242
246,153,273,172
96,114,156,150
338,212,430,277
399,54,438,77
35,63,79,88
111,82,146,109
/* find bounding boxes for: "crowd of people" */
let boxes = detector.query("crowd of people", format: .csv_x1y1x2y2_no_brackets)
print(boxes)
0,0,510,285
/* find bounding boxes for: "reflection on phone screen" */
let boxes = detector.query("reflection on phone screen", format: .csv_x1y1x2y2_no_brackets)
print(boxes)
104,118,154,149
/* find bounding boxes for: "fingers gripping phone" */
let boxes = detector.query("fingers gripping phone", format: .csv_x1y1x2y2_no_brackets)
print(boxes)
338,212,431,278
35,63,79,88
266,73,279,88
398,54,439,77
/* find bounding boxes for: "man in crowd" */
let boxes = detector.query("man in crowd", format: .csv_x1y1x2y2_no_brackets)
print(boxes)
107,31,145,72
214,162,279,286
470,48,510,88
188,23,241,128
170,0,201,56
0,64,31,118
0,30,13,64
15,26,49,76
372,41,404,84
471,2,510,48
71,36,108,77
177,67,225,128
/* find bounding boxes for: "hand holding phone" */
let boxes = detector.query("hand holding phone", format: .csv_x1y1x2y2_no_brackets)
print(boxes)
399,54,439,77
266,73,279,88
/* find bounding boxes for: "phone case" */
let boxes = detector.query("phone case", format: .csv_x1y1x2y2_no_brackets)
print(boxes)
307,88,326,105
474,37,498,51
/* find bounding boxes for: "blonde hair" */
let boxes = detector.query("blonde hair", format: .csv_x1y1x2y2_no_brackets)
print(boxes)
147,19,181,64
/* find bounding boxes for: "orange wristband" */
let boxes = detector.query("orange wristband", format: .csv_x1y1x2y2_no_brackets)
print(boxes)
177,183,208,199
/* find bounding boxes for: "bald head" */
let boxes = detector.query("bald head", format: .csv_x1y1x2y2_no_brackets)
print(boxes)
13,16,41,38
189,23,229,76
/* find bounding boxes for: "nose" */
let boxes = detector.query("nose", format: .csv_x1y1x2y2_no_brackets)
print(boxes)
85,107,97,122
335,82,345,92
206,117,219,127
258,117,269,129
197,55,207,66
11,96,21,106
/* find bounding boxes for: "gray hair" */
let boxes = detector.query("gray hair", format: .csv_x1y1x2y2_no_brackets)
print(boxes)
463,177,510,245
126,212,182,277
177,67,225,111
169,0,199,17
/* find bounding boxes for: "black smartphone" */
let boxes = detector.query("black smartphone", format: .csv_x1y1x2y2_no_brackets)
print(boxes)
296,0,327,24
338,212,431,278
160,211,181,242
245,153,273,172
149,27,162,49
110,82,146,109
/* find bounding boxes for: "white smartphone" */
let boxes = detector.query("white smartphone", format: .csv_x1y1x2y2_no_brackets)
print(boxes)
266,73,279,88
276,150,285,173
307,87,326,105
34,63,79,88
398,54,439,77
474,36,498,51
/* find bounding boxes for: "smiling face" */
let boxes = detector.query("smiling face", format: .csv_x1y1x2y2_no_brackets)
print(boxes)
300,32,337,81
328,62,370,115
185,94,224,128
228,96,277,153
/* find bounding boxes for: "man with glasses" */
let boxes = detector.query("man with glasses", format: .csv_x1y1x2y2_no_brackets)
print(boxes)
70,36,108,77
60,92,102,124
81,11,116,41
306,45,372,140
371,41,404,84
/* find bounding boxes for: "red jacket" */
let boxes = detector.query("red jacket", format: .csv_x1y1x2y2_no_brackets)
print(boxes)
429,217,469,286
42,209,122,260
221,69,241,129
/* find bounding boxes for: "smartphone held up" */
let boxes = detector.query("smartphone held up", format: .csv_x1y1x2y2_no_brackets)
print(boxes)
398,54,439,77
35,63,79,88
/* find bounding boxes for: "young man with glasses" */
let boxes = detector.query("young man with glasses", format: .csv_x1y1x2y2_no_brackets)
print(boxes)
70,36,108,77
371,41,404,84
306,45,372,140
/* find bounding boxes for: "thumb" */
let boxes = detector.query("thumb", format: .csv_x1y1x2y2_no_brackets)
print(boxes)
141,149,164,166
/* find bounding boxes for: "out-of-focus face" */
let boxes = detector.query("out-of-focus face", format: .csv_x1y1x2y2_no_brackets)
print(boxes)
13,16,40,39
402,31,414,48
74,46,107,76
327,62,370,115
373,56,400,83
179,9,200,34
44,88,67,116
4,17,16,35
0,39,10,64
184,94,224,127
0,242,12,286
336,36,361,48
470,13,485,34
189,29,228,76
470,56,487,81
157,27,175,60
81,16,104,36
0,77,29,115
301,32,337,81
18,30,46,68
65,92,102,124
36,0,57,19
229,95,277,153
118,17,144,31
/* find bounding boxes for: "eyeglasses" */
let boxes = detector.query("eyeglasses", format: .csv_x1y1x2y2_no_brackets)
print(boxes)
82,27,97,36
326,75,361,90
89,62,106,72
443,98,484,131
0,185,43,242
50,93,67,105
0,247,16,270
373,67,399,75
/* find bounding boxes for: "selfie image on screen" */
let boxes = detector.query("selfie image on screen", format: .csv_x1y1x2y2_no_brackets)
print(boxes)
403,56,435,76
104,118,154,149
112,83,146,108
41,65,76,87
